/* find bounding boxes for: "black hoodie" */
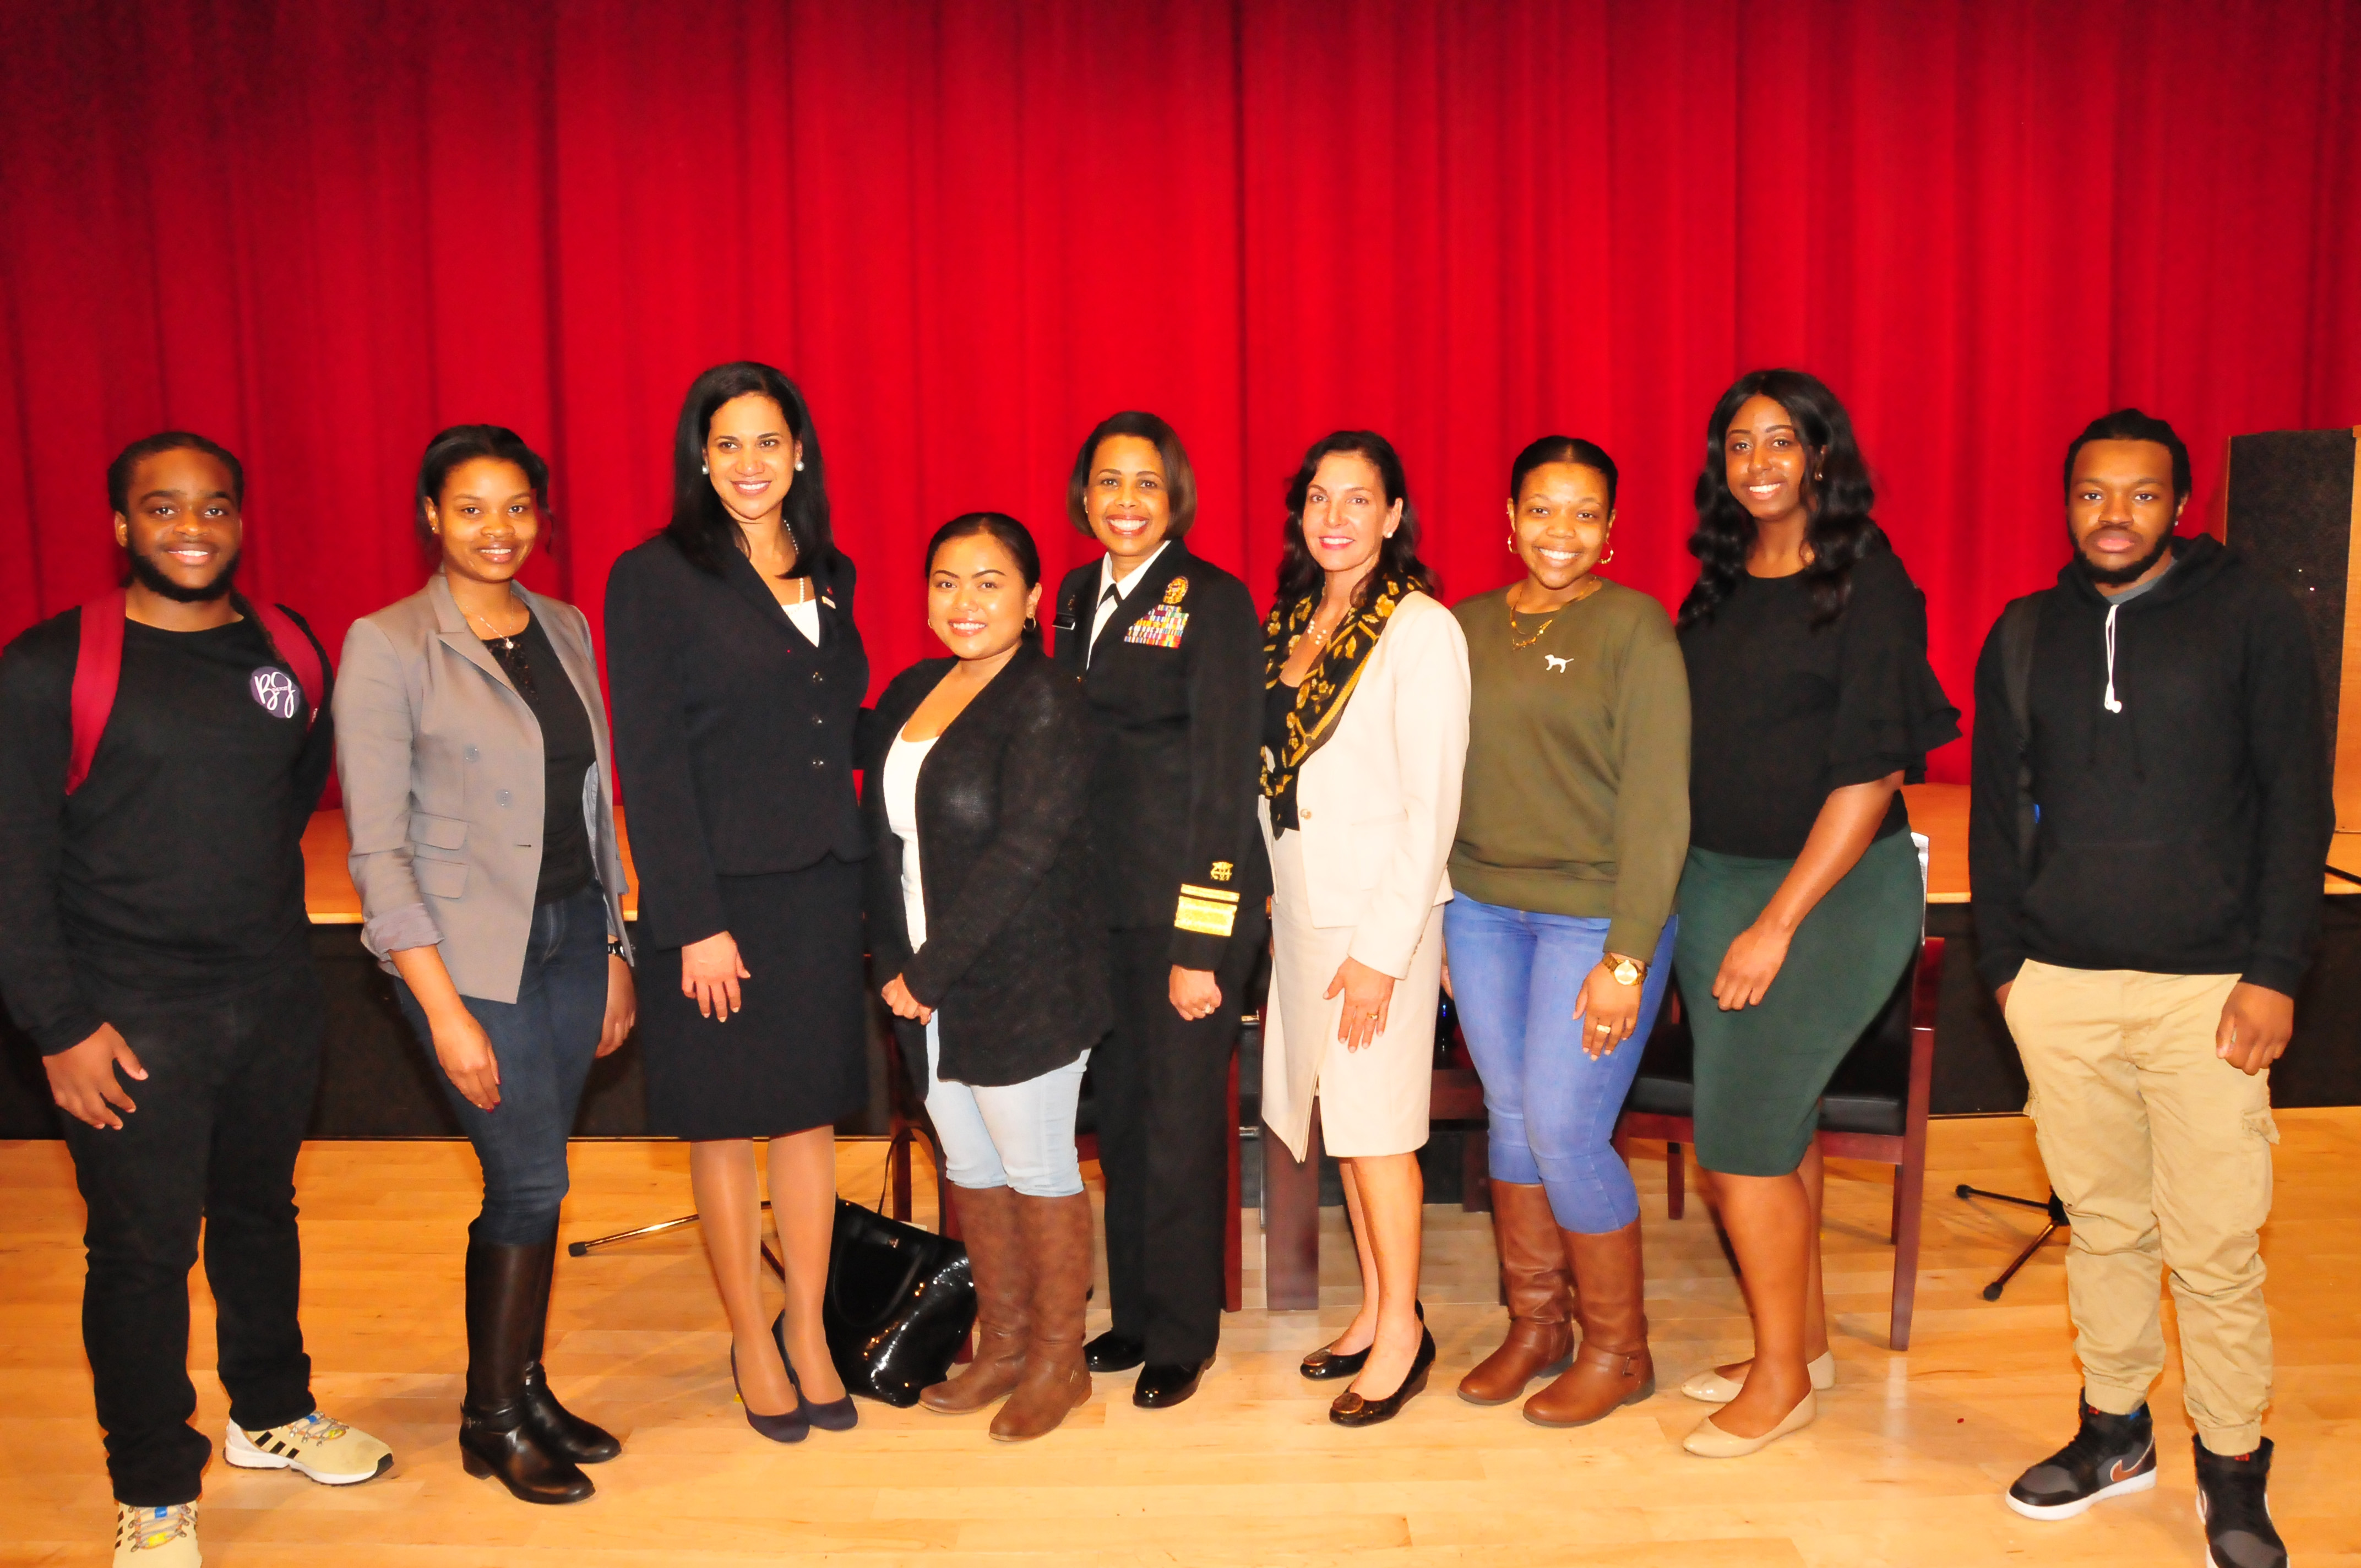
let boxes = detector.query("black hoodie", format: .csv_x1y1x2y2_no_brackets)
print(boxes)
1968,534,2330,997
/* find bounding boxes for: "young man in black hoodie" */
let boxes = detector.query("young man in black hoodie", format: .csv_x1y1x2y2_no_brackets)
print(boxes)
0,434,392,1567
1970,410,2327,1568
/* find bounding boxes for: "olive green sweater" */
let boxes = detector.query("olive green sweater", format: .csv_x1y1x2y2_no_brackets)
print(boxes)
1449,581,1690,958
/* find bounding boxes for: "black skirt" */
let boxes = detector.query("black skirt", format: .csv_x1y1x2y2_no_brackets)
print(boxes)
639,857,869,1140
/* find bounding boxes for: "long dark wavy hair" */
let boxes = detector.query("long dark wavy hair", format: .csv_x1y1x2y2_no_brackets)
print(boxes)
1677,368,1884,629
663,361,833,578
1274,431,1439,612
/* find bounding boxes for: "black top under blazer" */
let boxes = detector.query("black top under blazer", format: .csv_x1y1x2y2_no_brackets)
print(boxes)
603,536,868,951
1049,541,1270,972
862,645,1109,1088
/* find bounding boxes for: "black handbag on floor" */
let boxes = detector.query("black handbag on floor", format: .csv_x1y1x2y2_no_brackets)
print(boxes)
822,1186,976,1407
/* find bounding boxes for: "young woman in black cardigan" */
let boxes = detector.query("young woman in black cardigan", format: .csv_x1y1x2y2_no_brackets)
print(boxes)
866,513,1109,1443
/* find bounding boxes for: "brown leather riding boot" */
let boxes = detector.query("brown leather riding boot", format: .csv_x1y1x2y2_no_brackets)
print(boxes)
1523,1219,1655,1428
922,1184,1030,1414
991,1192,1094,1441
1457,1182,1575,1405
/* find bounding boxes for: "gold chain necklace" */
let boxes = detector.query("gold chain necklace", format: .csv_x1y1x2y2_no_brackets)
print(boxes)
1506,576,1602,647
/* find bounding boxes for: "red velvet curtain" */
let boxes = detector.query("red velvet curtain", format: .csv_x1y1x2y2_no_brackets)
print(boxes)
4,1,2357,780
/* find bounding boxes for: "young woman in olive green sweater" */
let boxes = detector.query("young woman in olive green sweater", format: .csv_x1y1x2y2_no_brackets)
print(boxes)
1444,436,1689,1429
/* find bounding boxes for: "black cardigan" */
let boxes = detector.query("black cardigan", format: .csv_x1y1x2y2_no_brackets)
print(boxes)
1049,541,1270,971
603,535,868,950
863,645,1109,1088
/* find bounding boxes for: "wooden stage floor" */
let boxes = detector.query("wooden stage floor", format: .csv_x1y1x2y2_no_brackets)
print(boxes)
3,1114,2355,1566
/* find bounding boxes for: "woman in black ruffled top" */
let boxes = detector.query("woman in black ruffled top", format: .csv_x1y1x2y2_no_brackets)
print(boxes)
1669,370,1959,1460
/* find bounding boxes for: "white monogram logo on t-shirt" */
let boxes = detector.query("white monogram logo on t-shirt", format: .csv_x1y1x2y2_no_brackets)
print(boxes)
250,667,300,719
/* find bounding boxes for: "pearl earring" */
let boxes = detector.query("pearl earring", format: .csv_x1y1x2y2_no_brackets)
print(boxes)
795,459,804,472
701,463,709,475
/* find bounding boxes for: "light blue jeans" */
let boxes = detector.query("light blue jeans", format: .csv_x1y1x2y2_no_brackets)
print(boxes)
1440,896,1678,1233
923,1016,1091,1198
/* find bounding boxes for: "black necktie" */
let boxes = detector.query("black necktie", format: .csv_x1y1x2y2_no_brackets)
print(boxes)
1089,584,1119,666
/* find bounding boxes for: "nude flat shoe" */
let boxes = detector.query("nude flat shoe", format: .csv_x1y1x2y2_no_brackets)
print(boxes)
1681,1390,1818,1457
1680,1351,1834,1404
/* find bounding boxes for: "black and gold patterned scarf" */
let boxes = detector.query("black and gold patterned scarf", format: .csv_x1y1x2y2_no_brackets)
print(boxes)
1260,574,1416,834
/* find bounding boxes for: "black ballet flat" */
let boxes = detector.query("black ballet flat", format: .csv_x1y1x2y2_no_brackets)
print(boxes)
774,1313,858,1432
1328,1328,1437,1429
732,1345,809,1444
1300,1300,1423,1381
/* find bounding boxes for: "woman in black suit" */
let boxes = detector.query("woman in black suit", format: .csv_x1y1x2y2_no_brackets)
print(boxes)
865,513,1108,1443
603,362,866,1442
1047,412,1266,1409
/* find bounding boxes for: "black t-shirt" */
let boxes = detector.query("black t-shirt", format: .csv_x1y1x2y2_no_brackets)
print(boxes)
0,605,335,1053
1679,547,1959,859
481,612,597,905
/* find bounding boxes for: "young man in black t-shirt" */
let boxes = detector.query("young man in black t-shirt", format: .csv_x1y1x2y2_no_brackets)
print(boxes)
0,434,393,1567
1970,411,2326,1568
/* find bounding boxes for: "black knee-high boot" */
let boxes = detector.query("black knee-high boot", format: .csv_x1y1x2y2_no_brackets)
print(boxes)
459,1233,595,1504
516,1233,621,1463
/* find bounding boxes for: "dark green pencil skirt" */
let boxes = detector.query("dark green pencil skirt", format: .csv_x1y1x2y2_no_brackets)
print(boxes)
1673,830,1923,1177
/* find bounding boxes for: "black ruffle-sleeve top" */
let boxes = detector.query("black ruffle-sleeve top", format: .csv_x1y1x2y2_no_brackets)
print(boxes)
1679,543,1960,861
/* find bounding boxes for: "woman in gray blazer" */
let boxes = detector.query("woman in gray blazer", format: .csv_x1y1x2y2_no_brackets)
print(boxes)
334,426,636,1507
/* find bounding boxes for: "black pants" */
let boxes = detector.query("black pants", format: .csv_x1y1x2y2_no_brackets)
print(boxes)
1094,926,1258,1365
60,963,323,1505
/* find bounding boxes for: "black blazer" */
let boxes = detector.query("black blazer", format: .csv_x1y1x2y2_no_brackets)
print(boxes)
863,645,1109,1088
1049,541,1269,973
603,536,868,950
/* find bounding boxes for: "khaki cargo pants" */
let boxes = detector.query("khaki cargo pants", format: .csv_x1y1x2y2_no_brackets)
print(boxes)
2004,961,2277,1455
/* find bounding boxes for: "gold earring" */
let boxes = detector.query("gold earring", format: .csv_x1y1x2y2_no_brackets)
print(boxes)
1599,546,1615,565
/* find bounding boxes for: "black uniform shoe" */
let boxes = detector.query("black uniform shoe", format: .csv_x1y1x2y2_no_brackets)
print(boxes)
1085,1331,1145,1374
2194,1437,2287,1568
1134,1360,1210,1409
2006,1396,2157,1520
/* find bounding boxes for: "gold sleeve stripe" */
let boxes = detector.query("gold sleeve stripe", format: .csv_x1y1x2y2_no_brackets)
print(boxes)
1174,892,1239,938
1178,884,1241,904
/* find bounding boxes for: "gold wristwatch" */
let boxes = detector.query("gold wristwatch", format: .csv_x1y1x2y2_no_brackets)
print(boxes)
1603,952,1647,987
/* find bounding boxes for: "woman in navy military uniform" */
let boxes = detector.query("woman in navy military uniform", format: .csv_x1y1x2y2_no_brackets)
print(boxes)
1049,412,1267,1410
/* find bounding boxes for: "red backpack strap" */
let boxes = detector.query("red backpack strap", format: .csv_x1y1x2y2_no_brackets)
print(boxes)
249,602,325,722
66,589,128,796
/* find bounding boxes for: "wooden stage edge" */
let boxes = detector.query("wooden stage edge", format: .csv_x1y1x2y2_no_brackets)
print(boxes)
301,783,2354,924
4,1114,2358,1566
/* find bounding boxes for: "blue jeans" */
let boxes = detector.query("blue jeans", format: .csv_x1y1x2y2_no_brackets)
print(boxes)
923,1016,1090,1198
1441,895,1678,1234
395,887,610,1244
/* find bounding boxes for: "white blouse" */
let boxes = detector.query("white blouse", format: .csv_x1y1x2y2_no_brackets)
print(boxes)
883,731,938,948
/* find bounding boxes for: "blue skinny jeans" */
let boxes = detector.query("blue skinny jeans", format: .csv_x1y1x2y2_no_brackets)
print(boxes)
1441,895,1677,1234
394,886,610,1244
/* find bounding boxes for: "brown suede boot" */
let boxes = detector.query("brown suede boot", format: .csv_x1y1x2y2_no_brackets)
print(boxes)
991,1192,1094,1441
922,1184,1029,1414
1458,1182,1575,1405
1523,1220,1654,1428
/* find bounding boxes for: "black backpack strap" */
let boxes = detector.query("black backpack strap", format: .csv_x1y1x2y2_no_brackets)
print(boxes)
1999,594,2044,878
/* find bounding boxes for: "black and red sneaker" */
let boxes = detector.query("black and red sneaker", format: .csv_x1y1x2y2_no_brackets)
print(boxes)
2006,1395,2158,1520
2193,1437,2287,1568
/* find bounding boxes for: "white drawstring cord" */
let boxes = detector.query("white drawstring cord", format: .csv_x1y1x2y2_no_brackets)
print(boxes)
2103,603,2124,714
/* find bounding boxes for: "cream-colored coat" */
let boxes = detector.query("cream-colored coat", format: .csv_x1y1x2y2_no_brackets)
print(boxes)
1260,591,1470,1160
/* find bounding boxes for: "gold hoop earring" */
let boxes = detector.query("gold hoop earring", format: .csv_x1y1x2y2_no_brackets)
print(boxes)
1506,532,1516,552
1599,546,1615,565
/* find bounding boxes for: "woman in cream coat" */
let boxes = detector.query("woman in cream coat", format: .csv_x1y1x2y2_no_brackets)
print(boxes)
1260,430,1470,1428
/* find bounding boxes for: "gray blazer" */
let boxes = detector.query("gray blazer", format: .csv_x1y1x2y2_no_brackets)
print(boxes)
334,573,633,1003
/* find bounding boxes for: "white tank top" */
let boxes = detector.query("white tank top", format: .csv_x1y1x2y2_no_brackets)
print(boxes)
883,731,938,948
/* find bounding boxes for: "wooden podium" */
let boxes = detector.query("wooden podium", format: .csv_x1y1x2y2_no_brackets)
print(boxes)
2215,426,2361,887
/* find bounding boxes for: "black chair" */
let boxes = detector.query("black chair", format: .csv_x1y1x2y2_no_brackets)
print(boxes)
1614,937,1944,1349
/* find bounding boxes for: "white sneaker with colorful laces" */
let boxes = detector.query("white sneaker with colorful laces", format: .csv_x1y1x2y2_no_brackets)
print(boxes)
224,1411,393,1485
114,1501,200,1567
